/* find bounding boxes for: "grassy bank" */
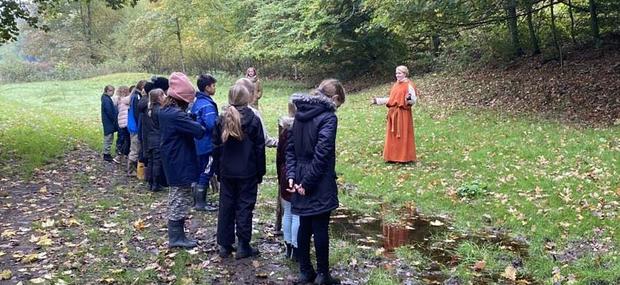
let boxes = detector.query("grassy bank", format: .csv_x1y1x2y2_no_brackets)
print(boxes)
0,74,618,284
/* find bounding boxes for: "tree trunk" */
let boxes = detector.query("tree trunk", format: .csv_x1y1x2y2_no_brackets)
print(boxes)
568,0,577,45
431,33,441,57
589,0,601,48
175,17,186,73
505,0,524,56
550,0,563,67
526,0,541,55
79,0,95,63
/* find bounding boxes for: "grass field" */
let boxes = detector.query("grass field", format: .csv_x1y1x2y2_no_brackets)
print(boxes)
0,73,618,284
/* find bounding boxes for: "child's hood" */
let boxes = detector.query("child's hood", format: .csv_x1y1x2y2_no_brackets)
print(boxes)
292,93,336,122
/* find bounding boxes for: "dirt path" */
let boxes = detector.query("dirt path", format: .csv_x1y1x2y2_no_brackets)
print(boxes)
0,146,425,284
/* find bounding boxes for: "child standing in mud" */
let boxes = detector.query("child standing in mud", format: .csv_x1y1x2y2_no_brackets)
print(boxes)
286,79,345,284
159,72,205,248
213,84,266,259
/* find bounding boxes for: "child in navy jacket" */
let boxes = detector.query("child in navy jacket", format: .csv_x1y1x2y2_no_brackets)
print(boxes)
159,72,205,249
286,79,346,284
213,84,266,259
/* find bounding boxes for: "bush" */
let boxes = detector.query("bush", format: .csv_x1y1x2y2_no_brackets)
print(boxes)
0,58,142,84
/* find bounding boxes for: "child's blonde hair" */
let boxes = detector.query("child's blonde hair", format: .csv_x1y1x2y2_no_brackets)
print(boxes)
221,84,252,142
116,86,129,97
314,79,346,107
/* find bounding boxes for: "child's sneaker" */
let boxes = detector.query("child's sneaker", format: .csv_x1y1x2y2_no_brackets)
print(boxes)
103,154,113,162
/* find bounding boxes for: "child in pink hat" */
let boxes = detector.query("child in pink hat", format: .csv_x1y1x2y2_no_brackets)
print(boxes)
158,72,206,248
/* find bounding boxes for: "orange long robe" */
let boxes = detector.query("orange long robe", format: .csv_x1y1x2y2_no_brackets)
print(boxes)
383,81,416,163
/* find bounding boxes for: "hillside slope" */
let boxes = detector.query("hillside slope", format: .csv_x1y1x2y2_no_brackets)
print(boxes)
417,47,620,126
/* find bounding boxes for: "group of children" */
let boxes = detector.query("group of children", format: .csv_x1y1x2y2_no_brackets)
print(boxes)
100,68,345,285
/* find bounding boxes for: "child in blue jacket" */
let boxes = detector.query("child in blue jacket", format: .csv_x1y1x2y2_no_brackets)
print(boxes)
191,74,219,211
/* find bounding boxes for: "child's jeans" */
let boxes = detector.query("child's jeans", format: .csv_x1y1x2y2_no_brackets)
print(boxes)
281,198,299,247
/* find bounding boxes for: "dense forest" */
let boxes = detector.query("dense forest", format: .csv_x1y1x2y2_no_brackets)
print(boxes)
1,0,619,82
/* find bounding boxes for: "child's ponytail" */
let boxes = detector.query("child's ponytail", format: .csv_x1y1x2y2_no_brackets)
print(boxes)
221,84,252,142
221,105,243,142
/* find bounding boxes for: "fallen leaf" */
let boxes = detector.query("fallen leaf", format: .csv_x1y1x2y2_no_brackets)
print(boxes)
430,220,444,226
1,229,16,238
39,186,48,193
133,219,145,231
252,260,261,268
41,219,55,228
36,235,53,246
21,253,39,263
0,270,12,280
30,277,46,284
473,260,486,271
501,265,517,281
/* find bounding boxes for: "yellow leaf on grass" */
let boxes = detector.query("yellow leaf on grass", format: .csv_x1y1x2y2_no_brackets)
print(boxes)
37,235,53,247
41,219,55,228
1,229,16,238
21,253,39,263
30,277,46,284
430,220,444,226
0,251,5,257
39,186,48,193
64,218,80,227
0,270,12,280
133,219,145,231
501,265,517,281
180,277,193,285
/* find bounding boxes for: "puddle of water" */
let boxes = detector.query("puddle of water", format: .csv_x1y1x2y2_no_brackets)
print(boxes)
330,208,446,254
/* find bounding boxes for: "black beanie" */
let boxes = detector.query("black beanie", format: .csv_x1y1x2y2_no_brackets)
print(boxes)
144,81,154,94
152,77,169,92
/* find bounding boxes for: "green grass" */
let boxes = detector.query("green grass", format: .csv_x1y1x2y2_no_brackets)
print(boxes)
1,74,618,284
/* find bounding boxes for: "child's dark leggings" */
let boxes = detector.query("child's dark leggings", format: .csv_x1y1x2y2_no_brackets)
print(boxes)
297,211,331,275
146,148,166,187
217,177,258,246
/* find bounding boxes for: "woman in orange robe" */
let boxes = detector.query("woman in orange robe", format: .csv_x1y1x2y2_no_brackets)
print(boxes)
372,65,417,163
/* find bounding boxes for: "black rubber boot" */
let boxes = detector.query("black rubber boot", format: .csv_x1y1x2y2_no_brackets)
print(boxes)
126,160,137,177
291,246,299,262
151,183,163,192
295,270,317,285
284,242,292,259
168,219,197,249
103,154,113,162
219,245,234,258
235,241,259,259
313,273,340,285
314,273,341,285
194,184,208,211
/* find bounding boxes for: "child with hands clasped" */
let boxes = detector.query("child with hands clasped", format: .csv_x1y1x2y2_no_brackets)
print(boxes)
285,79,345,285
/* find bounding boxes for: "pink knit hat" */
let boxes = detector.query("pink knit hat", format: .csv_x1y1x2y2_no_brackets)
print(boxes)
168,72,196,103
